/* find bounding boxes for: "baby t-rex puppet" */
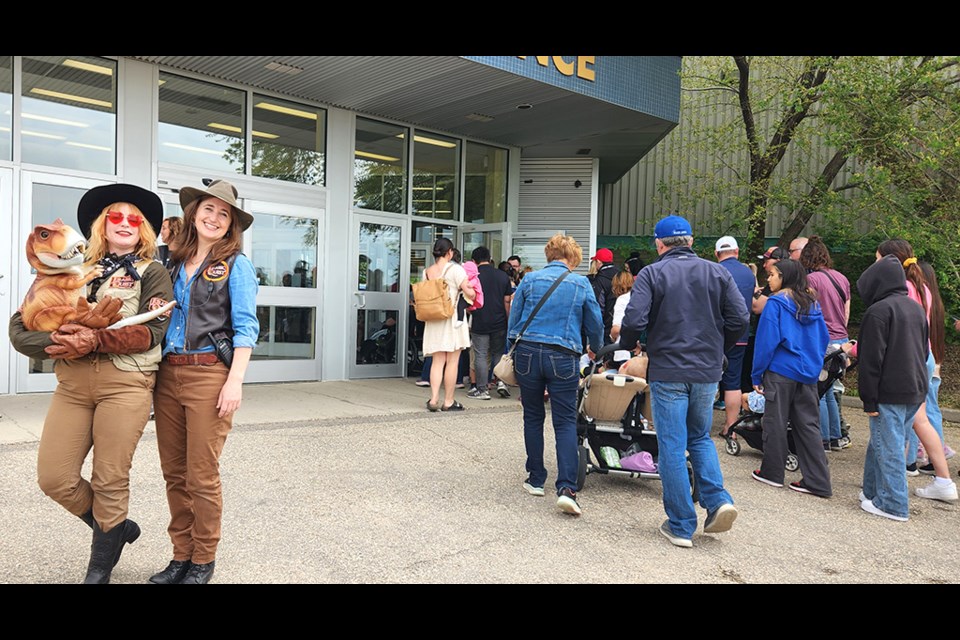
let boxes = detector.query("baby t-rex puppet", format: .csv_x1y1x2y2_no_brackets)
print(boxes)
19,219,174,341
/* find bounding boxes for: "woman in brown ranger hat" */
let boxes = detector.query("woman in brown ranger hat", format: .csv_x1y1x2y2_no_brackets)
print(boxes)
149,179,259,585
8,182,173,584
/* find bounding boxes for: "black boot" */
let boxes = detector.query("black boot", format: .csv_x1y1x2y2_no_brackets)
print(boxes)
78,509,94,529
82,520,131,584
76,512,139,567
180,560,215,584
148,560,192,584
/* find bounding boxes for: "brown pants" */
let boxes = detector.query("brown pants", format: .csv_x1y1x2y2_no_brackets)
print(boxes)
153,360,232,565
37,356,154,532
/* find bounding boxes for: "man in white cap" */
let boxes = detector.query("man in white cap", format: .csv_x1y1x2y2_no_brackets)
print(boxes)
714,236,757,436
619,215,748,548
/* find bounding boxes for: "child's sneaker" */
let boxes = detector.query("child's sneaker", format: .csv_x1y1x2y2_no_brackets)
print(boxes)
915,478,958,502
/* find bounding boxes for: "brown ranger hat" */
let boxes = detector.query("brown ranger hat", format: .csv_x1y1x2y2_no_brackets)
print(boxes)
178,179,254,231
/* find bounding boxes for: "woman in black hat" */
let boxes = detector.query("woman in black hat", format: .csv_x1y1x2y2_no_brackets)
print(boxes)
8,183,174,584
150,179,259,585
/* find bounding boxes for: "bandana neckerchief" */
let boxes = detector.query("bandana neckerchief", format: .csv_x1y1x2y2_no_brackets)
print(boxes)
87,253,141,302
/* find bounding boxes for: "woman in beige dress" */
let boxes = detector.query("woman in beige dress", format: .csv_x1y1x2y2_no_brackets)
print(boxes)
422,237,475,411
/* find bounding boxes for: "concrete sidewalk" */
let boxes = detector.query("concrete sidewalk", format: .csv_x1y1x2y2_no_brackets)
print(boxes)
1,378,957,584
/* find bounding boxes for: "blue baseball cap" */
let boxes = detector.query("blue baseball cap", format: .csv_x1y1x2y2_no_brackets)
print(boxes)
654,215,693,239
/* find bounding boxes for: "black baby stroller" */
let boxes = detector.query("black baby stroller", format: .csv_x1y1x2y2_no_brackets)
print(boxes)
722,343,856,471
576,343,698,501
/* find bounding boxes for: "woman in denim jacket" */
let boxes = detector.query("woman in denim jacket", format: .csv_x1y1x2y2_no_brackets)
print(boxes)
508,233,603,516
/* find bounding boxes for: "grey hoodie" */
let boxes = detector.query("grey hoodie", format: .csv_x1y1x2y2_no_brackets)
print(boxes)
855,254,929,413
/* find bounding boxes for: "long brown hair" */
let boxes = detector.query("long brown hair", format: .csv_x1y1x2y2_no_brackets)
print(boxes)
919,262,946,364
171,196,244,265
84,203,158,265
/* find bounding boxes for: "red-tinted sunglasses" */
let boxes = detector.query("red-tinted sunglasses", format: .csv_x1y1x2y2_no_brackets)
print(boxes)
106,210,143,226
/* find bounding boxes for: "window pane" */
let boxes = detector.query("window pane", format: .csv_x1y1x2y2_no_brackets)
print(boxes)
27,183,88,374
253,306,316,359
410,222,455,283
252,94,325,186
21,56,117,174
354,117,407,213
158,72,245,174
249,211,319,288
358,222,401,292
0,56,11,160
356,309,399,365
412,131,459,220
464,142,507,223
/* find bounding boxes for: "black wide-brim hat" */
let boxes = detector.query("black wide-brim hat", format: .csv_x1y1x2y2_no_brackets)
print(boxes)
77,183,163,240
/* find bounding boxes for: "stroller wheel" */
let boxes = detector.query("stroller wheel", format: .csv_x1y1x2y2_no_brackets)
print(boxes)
724,437,741,456
785,453,800,473
687,460,699,502
576,445,589,492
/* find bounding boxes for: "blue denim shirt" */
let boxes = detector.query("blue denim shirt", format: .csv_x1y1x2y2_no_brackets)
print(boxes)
507,261,603,354
163,253,260,355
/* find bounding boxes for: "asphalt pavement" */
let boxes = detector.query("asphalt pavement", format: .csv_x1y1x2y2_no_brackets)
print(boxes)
0,378,957,584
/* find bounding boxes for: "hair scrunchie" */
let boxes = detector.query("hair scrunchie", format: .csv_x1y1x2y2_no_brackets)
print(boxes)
902,257,918,268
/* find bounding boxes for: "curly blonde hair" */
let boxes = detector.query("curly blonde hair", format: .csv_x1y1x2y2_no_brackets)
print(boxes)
84,202,158,265
543,233,582,269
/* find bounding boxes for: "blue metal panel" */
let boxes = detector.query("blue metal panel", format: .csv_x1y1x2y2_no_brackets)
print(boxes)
462,56,680,123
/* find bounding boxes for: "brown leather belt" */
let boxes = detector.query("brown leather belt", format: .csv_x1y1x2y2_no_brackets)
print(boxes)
164,353,221,366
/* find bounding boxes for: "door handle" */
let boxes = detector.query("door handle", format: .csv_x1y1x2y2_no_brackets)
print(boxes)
354,292,366,309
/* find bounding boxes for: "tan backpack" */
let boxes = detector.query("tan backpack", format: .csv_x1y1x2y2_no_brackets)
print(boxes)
413,263,455,321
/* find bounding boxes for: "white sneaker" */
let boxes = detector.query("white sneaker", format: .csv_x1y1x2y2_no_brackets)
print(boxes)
496,381,511,398
858,490,868,503
915,479,959,502
860,498,908,522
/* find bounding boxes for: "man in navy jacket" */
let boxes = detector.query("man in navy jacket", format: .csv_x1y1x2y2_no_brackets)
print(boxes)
619,215,749,547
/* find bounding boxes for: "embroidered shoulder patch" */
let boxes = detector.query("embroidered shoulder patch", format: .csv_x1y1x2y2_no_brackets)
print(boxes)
148,297,174,318
203,261,230,282
110,275,136,289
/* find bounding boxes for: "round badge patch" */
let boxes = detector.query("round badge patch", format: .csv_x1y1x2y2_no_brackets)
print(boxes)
203,261,230,282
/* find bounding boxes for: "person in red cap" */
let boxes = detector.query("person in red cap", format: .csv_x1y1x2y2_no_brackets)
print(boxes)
589,247,618,348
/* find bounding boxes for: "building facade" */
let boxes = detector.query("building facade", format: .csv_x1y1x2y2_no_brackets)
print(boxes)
0,56,679,395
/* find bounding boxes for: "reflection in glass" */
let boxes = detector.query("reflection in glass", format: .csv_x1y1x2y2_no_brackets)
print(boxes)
158,72,245,174
252,94,326,186
462,231,503,266
0,56,11,160
412,131,459,219
28,183,88,374
357,222,401,292
356,310,399,365
354,117,407,213
250,212,319,288
464,142,508,223
253,306,316,360
410,222,455,283
21,56,117,174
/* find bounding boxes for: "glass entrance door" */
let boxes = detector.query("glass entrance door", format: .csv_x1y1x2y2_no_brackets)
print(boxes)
460,223,507,266
0,168,12,394
349,213,406,378
15,171,111,393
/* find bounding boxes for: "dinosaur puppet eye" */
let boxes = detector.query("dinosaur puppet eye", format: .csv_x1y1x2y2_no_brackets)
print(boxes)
39,230,49,239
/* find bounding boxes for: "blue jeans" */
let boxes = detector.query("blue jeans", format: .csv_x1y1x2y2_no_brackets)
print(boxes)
819,338,847,442
863,402,920,518
649,380,734,539
514,342,580,494
906,351,942,464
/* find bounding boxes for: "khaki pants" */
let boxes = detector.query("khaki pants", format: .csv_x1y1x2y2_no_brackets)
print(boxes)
37,356,154,532
153,360,232,565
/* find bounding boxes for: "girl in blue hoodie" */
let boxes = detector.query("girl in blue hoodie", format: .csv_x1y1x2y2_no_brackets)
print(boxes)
750,259,831,496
